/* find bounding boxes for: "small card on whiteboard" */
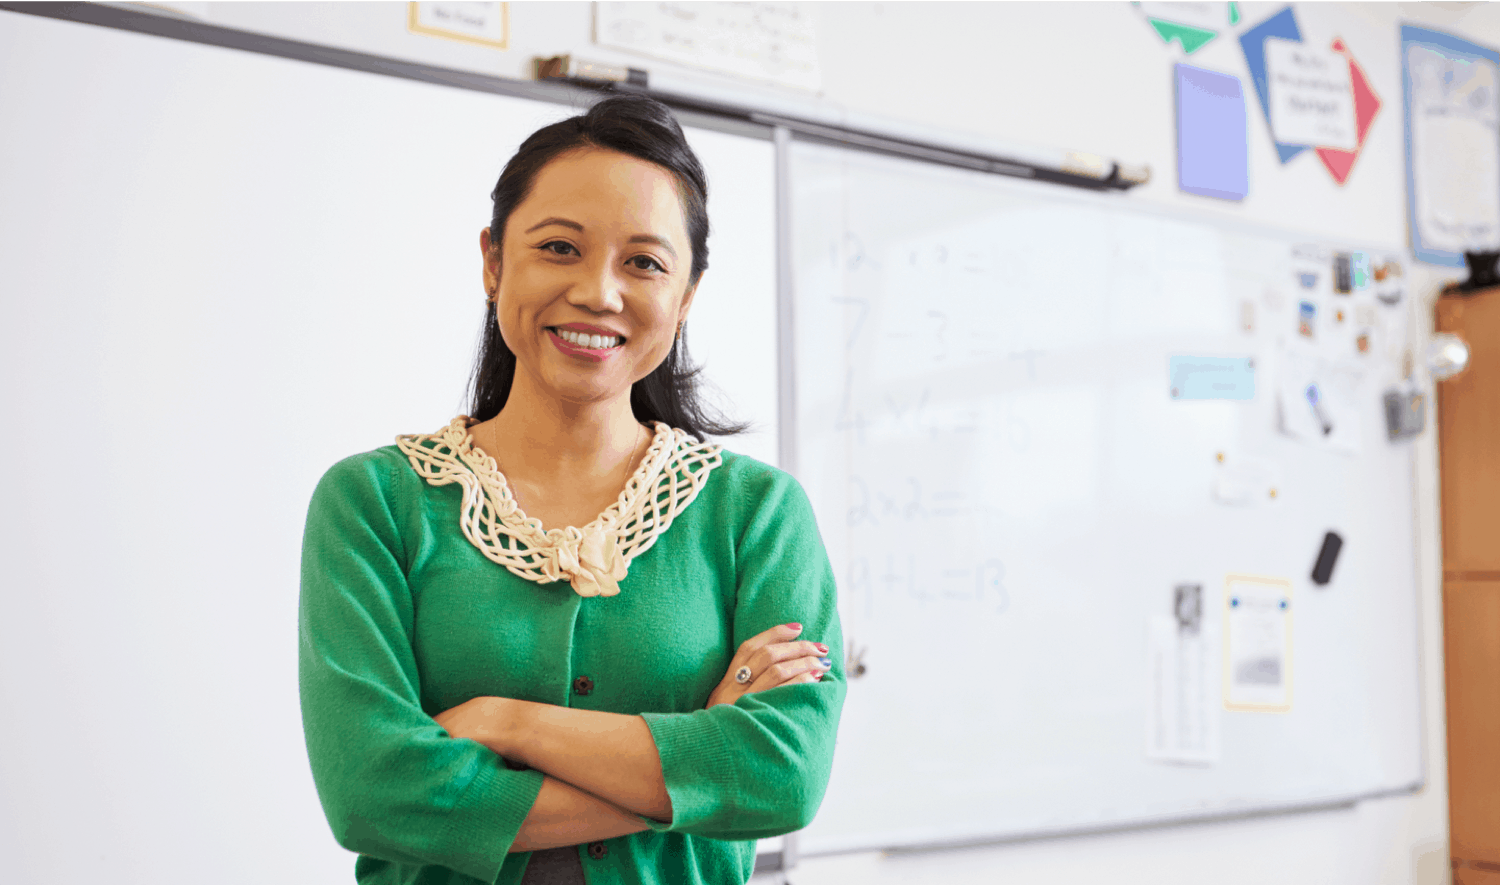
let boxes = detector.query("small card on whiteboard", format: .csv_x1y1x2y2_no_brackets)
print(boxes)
1264,38,1357,150
1148,614,1222,764
1169,355,1255,400
1223,574,1293,712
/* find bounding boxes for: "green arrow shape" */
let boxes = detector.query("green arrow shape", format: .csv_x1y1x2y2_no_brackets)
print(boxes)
1149,18,1219,54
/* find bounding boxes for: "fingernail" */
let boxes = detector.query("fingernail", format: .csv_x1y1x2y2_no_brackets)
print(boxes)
819,657,832,668
814,643,829,654
786,623,803,631
814,671,825,680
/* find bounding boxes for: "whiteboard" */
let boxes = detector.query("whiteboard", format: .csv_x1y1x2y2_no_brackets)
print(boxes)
0,10,774,881
788,140,1425,855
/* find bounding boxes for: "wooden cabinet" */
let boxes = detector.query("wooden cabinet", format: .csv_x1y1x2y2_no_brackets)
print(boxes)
1455,866,1500,885
1436,288,1500,875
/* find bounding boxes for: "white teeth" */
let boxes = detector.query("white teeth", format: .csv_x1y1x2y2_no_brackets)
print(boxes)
557,328,622,349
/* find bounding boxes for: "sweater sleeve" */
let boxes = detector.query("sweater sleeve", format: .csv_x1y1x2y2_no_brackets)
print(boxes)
640,464,846,840
298,452,544,880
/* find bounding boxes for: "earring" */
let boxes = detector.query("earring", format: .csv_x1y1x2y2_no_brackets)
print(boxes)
675,321,684,343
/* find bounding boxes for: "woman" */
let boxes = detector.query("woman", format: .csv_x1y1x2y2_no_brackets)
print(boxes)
298,94,844,885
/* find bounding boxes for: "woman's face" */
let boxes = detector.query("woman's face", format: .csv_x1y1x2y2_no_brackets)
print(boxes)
482,147,698,410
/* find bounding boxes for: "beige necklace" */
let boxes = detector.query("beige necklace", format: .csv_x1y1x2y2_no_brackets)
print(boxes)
396,415,723,597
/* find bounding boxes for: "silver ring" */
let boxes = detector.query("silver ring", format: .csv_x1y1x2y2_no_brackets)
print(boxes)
734,665,753,684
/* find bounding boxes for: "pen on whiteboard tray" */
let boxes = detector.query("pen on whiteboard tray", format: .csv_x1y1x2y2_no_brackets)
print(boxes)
535,54,648,87
1305,383,1333,435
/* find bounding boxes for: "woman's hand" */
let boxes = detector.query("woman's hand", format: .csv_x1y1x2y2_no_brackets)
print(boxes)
705,622,831,709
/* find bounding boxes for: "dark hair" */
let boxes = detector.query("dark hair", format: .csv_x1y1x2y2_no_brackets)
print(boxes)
466,93,746,439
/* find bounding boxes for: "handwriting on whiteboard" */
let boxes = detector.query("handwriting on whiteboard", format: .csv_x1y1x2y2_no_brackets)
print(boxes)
846,554,1010,617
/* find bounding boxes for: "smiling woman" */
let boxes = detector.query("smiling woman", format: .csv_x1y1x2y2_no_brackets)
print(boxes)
297,94,845,885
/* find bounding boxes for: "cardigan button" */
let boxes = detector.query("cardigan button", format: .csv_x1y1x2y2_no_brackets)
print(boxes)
572,675,594,696
587,841,607,860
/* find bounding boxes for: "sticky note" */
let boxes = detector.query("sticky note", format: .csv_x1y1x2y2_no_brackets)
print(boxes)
1169,356,1256,400
1176,64,1249,201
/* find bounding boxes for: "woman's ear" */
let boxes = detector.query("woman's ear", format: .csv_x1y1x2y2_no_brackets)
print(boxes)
677,276,702,327
479,228,500,300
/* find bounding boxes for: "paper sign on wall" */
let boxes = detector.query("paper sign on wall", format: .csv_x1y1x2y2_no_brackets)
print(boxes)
1265,37,1358,150
408,2,508,49
1241,8,1381,184
1402,28,1500,264
595,2,821,91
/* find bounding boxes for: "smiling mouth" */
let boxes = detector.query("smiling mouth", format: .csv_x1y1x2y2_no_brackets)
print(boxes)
549,327,625,349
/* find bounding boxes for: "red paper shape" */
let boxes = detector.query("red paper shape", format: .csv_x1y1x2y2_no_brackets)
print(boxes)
1315,38,1380,185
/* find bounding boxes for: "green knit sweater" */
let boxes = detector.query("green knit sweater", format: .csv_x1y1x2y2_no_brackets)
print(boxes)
298,437,844,885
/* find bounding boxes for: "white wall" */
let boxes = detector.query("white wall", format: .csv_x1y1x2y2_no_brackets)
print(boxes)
110,2,1497,882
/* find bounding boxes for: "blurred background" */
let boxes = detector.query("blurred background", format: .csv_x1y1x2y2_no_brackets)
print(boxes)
3,3,1498,884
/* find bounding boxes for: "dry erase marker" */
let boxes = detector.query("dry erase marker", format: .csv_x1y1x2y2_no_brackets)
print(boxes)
1305,383,1332,436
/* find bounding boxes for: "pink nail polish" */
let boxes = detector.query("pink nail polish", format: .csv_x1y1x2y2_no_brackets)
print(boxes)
786,622,803,631
814,643,829,654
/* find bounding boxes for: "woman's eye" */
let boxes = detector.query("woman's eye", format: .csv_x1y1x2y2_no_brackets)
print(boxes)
540,241,577,256
628,255,666,273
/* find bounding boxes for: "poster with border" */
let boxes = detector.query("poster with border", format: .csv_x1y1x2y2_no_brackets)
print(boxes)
1401,24,1500,267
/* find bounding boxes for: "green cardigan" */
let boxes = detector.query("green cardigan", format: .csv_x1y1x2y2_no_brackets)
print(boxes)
298,438,845,885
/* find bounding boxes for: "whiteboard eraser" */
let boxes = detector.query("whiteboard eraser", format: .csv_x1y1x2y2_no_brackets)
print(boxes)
1311,531,1342,586
1114,162,1152,185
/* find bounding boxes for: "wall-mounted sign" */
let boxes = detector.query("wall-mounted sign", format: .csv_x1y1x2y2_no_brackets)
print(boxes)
1265,37,1357,150
1241,7,1380,185
407,2,508,50
1401,25,1500,266
594,2,820,91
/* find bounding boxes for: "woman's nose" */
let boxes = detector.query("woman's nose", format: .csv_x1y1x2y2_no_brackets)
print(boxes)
567,261,626,313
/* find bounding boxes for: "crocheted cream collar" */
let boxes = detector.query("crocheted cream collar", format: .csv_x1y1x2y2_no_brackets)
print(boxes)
395,416,722,598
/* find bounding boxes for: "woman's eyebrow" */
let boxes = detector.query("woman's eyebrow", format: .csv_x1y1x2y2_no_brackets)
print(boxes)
524,217,583,233
628,234,677,260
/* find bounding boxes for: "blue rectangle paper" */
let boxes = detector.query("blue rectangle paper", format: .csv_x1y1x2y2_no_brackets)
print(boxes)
1170,356,1256,400
1176,64,1249,200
